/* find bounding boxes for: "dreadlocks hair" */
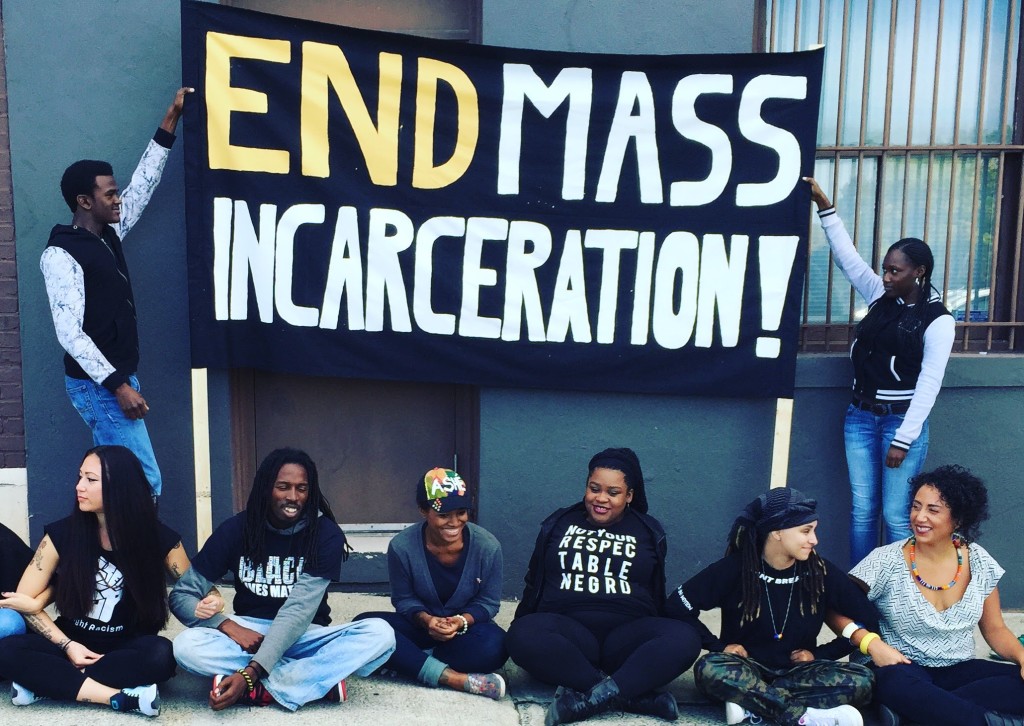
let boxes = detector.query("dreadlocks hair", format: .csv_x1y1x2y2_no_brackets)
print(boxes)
725,520,828,627
56,446,169,632
243,448,340,571
856,236,937,354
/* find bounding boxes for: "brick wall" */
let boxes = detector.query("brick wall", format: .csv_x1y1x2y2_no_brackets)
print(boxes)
0,17,26,469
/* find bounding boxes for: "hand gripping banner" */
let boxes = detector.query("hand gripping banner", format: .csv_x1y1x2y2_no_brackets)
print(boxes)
181,1,823,397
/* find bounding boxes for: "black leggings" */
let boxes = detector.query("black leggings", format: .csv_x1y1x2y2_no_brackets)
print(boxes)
0,633,176,701
506,611,701,699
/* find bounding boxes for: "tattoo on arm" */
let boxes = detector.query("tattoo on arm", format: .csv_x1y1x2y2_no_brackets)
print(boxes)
170,563,182,579
24,614,55,642
32,540,47,571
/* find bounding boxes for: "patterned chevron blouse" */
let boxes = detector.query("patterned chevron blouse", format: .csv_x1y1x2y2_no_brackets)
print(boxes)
850,540,1003,667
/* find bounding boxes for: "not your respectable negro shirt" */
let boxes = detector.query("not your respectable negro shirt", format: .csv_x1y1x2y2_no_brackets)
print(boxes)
538,508,659,618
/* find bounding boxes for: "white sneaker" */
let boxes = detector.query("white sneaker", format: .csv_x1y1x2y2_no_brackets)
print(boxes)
120,684,160,717
799,704,864,726
725,701,763,724
11,682,42,706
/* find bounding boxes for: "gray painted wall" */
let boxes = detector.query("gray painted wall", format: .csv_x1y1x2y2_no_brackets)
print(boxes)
5,0,200,549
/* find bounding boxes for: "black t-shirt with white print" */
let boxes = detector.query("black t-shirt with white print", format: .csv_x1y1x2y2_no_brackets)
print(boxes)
537,507,658,619
46,517,180,652
190,512,344,626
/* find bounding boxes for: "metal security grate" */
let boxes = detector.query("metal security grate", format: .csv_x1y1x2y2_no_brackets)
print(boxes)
763,0,1024,351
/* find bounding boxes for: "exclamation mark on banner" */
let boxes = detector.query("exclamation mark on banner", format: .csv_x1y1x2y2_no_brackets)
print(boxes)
757,236,799,358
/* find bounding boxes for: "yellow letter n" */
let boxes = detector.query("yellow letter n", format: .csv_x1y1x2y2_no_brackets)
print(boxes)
301,42,402,184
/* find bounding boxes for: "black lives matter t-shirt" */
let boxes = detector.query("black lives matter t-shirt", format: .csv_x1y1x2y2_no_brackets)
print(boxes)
190,512,344,626
537,508,658,619
46,517,180,652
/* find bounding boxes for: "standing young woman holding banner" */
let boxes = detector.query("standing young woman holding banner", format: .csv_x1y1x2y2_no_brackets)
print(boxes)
804,177,955,565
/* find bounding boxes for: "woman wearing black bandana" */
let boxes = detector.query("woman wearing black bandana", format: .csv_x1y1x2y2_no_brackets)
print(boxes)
666,488,878,726
507,447,702,725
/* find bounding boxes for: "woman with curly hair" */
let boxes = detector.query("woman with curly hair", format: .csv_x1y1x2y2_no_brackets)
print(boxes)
833,465,1024,726
0,446,220,716
667,488,877,726
507,447,701,725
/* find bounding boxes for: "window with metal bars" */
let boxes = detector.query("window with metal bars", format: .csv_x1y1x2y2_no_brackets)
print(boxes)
761,0,1024,352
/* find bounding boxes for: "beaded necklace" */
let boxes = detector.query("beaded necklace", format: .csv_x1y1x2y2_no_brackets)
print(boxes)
908,534,964,591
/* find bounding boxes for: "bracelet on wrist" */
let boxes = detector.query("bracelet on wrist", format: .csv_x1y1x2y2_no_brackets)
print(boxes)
58,638,72,653
236,667,256,693
859,632,881,655
453,614,469,635
841,622,864,641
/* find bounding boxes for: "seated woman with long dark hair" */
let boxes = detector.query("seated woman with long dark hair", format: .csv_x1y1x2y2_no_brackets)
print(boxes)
833,465,1024,726
506,447,701,725
354,467,507,699
666,488,876,726
0,445,221,716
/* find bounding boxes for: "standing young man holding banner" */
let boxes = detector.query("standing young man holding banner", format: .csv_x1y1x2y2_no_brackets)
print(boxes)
40,87,192,499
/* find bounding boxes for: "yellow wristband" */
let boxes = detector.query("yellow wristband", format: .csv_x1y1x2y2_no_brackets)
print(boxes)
859,632,880,655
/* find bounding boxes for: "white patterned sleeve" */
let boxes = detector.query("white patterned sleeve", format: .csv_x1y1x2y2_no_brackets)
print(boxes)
114,139,170,239
970,543,1005,597
849,546,888,594
40,247,116,384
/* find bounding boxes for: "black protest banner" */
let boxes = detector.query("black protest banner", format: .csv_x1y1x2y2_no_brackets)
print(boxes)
181,1,822,398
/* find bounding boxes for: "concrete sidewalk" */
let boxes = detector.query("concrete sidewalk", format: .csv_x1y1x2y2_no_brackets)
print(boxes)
0,591,1020,725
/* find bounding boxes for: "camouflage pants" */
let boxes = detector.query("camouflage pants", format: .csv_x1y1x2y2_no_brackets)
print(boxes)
694,652,873,725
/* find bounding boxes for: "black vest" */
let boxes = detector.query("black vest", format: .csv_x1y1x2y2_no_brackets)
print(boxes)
46,223,138,385
851,294,950,401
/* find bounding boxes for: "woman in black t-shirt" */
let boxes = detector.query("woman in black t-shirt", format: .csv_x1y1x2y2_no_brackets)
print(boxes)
666,488,876,726
507,447,702,725
0,445,221,717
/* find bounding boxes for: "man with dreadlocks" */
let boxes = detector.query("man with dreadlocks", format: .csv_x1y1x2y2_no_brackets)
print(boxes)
168,448,395,711
665,488,878,726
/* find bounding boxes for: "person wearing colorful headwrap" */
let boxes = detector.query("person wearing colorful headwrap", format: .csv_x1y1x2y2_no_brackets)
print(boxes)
665,488,877,726
507,447,701,725
354,467,507,700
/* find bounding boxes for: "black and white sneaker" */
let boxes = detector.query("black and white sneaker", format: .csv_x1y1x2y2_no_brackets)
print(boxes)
110,683,160,717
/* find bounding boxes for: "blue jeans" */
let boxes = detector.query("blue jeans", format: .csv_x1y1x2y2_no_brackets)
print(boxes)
354,611,507,685
844,404,929,565
172,615,395,711
0,608,26,640
65,374,162,497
